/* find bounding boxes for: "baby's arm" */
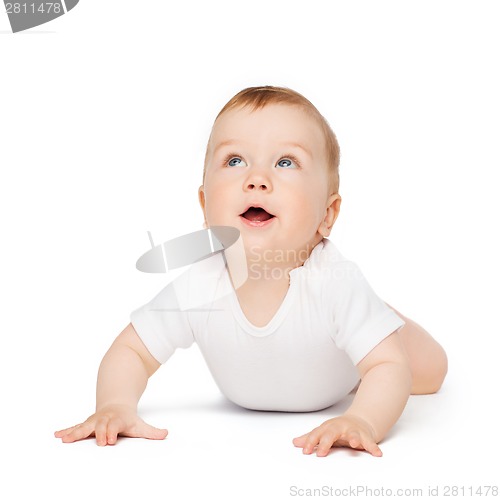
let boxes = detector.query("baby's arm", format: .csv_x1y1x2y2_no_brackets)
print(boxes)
54,323,168,446
293,331,412,457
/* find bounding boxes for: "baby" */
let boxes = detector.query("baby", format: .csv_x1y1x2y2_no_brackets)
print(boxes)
55,86,448,457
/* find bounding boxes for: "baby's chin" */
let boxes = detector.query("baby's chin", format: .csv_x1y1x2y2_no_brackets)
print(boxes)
203,220,320,255
242,236,315,258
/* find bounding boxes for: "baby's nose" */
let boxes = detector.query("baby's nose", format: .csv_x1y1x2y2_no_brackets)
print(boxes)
246,180,269,191
244,169,272,192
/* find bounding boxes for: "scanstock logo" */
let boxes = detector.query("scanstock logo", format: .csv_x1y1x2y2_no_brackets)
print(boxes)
4,0,79,33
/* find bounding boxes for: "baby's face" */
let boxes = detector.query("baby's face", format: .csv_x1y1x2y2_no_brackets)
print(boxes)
199,104,340,260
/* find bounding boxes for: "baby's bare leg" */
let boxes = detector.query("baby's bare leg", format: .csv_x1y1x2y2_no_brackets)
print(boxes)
385,304,448,395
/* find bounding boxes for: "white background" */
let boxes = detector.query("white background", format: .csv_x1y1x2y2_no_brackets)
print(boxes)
1,1,499,499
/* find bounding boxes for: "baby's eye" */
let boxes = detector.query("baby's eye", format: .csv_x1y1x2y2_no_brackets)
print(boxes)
276,158,298,169
227,157,247,167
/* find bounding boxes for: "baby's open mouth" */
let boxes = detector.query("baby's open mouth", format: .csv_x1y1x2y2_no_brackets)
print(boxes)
240,207,275,222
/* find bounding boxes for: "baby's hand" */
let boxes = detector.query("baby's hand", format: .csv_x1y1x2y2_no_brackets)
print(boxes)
292,415,382,457
54,404,168,446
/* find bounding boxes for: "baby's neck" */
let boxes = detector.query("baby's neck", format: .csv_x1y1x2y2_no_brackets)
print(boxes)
245,243,315,275
231,241,319,327
234,270,291,328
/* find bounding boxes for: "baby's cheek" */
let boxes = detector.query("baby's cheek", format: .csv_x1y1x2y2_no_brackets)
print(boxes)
204,205,224,226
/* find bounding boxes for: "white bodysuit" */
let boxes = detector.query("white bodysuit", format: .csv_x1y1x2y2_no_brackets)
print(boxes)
130,239,405,412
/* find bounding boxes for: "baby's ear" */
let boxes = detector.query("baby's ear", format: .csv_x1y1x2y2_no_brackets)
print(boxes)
318,194,341,237
198,185,205,209
198,186,208,227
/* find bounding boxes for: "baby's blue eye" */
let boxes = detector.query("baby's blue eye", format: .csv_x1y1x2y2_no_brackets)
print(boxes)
227,157,247,167
276,158,297,169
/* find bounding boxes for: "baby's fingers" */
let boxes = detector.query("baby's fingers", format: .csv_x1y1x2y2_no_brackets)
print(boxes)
316,431,342,457
293,429,325,455
131,420,168,441
56,421,96,443
340,430,382,457
293,422,382,458
95,416,117,446
357,434,382,457
292,433,308,448
54,426,76,438
95,416,167,445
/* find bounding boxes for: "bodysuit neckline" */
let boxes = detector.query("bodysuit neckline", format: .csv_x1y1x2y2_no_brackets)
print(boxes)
227,240,326,336
228,271,298,337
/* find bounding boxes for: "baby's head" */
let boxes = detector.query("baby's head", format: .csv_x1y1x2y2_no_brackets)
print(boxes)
203,86,340,193
199,86,342,266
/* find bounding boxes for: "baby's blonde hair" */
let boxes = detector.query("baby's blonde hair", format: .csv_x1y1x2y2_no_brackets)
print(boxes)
203,86,341,193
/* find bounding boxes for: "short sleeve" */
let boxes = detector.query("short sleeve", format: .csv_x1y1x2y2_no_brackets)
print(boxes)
326,262,405,365
130,281,195,364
